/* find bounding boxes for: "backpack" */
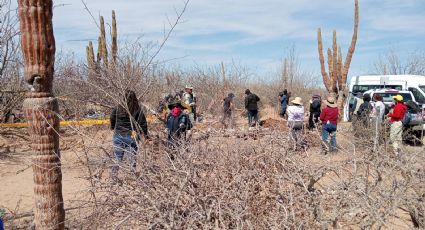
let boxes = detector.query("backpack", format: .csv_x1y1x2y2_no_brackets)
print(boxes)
167,113,192,134
311,99,321,112
402,111,412,127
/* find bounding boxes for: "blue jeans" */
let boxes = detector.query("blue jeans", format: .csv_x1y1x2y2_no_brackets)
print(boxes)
112,133,138,176
322,123,337,150
280,106,287,117
248,110,259,126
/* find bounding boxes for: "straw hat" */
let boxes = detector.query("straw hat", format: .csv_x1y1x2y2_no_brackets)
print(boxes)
393,94,403,102
324,96,337,108
291,97,303,105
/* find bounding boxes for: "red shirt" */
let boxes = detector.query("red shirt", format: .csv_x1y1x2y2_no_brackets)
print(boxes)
388,102,406,123
320,107,339,125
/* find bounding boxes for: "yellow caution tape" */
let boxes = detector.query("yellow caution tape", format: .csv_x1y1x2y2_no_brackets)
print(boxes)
0,116,157,128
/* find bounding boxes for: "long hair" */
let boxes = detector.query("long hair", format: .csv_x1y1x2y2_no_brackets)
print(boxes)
121,90,140,115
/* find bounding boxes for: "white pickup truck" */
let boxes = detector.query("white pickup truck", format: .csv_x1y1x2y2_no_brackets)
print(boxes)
364,89,425,142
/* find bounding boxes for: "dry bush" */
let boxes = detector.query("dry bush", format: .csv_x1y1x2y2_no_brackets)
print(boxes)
51,121,425,229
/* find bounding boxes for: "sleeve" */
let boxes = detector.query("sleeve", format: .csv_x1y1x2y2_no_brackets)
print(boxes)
110,108,117,130
137,110,149,137
256,95,260,102
389,106,405,120
245,96,249,109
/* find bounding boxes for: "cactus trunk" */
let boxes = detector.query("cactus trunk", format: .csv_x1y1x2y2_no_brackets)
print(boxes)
18,0,65,229
317,0,358,113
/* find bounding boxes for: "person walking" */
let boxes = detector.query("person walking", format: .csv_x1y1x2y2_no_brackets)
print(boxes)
320,96,339,153
110,90,149,179
287,97,305,150
183,85,196,123
244,89,260,127
222,93,235,129
166,99,192,159
279,89,288,118
386,95,407,154
308,93,322,130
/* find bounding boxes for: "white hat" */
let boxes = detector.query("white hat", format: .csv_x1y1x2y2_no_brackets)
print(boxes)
185,85,193,90
291,97,303,105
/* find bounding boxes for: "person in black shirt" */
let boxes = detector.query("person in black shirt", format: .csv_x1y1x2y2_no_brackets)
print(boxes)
110,90,149,179
308,93,322,130
222,93,235,128
244,89,260,127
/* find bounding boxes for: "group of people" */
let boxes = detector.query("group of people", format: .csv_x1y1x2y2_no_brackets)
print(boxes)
221,89,340,153
110,86,196,179
109,86,414,179
350,92,412,154
281,92,339,153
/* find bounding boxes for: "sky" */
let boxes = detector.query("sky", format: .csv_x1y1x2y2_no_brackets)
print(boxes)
13,0,425,79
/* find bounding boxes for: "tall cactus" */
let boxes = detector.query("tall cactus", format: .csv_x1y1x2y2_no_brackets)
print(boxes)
86,11,117,70
317,0,358,110
111,10,118,64
18,0,65,229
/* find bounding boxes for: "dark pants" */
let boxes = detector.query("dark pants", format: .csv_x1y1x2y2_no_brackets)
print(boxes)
280,106,287,118
288,121,304,150
111,133,138,177
248,110,259,127
308,112,320,129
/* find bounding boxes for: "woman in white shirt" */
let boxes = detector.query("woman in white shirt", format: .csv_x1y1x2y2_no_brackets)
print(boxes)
287,97,305,150
372,94,385,122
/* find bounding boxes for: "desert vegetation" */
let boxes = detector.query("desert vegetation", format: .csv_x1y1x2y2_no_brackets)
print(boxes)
0,0,424,229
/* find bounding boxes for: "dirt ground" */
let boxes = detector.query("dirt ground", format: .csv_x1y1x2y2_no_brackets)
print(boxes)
0,111,422,228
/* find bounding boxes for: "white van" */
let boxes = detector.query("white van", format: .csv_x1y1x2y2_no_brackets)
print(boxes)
343,75,425,121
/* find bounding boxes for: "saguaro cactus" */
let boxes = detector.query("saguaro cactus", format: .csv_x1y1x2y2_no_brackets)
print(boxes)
317,0,358,109
86,11,117,70
18,0,65,229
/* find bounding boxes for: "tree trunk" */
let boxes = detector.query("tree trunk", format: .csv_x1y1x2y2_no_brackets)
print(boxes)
18,0,65,229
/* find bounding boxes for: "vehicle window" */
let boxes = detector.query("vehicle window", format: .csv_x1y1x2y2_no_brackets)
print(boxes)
419,86,425,94
352,85,402,93
408,87,425,104
376,93,413,103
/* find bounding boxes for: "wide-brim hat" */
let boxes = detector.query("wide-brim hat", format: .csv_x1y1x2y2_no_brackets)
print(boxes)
393,94,403,102
324,96,337,108
185,85,193,90
168,100,183,109
291,97,303,105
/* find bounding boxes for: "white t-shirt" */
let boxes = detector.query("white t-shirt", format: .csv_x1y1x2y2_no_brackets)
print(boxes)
287,105,304,122
372,101,385,120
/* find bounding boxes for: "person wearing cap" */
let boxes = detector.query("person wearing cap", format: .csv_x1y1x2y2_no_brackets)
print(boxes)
308,93,322,130
386,94,407,153
222,93,235,129
244,89,261,127
166,99,192,159
287,97,305,150
320,96,339,153
183,85,196,123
